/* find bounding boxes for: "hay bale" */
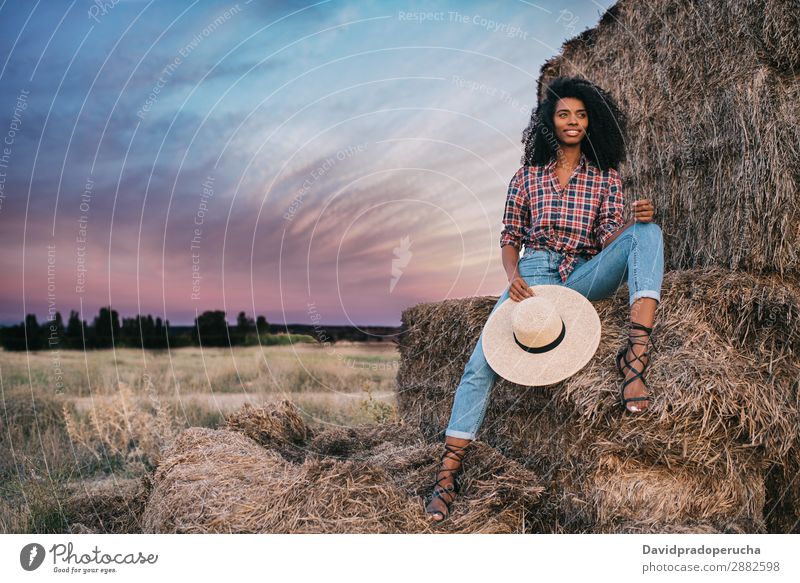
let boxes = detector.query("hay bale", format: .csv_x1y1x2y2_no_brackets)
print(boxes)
587,454,766,532
396,268,800,532
538,0,800,280
142,403,543,533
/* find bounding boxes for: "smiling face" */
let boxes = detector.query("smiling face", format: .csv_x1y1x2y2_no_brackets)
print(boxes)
552,97,588,146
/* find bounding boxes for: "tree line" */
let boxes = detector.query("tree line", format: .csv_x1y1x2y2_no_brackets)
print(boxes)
0,306,304,351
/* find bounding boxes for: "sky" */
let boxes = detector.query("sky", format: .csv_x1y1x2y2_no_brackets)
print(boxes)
0,0,615,327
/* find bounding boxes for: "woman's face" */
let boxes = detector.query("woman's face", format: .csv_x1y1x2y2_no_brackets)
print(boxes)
552,97,588,146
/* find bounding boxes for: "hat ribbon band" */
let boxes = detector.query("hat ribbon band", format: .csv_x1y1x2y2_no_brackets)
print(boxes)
513,319,566,354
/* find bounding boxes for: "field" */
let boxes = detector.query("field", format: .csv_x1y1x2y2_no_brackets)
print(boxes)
0,341,399,533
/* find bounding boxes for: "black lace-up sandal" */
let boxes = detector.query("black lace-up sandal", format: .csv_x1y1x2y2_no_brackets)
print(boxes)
424,441,470,523
615,321,656,414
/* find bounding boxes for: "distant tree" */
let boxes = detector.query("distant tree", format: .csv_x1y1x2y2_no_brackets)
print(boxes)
236,311,254,333
194,310,229,347
256,315,269,335
153,316,167,349
25,314,44,350
65,310,83,348
234,311,255,345
0,319,29,351
120,316,137,347
92,306,120,348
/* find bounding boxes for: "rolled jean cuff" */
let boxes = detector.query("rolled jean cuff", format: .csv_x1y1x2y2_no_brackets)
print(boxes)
445,428,476,440
630,289,660,306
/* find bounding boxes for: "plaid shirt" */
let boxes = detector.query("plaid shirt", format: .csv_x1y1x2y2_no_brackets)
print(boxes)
500,153,625,282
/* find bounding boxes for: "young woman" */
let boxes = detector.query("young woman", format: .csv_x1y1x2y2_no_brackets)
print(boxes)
424,76,664,523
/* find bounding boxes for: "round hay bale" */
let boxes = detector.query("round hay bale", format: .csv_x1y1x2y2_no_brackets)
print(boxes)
398,269,800,469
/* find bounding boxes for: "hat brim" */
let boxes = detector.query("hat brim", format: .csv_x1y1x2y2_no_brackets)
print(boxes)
482,285,601,386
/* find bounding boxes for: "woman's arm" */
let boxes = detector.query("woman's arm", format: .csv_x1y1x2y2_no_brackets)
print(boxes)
499,168,528,277
499,169,528,255
597,170,657,249
595,169,626,250
500,169,535,301
503,241,534,301
502,243,521,283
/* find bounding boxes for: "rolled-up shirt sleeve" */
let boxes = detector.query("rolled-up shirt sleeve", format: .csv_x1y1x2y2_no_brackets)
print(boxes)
595,169,625,248
499,169,529,251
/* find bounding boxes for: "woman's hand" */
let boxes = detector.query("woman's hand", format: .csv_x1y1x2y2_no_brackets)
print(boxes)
508,275,535,302
633,199,654,223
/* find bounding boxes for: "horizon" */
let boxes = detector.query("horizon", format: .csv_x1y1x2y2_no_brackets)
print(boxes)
0,309,404,329
0,0,614,327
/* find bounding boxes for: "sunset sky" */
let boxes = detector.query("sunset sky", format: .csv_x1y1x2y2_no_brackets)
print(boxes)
0,0,614,327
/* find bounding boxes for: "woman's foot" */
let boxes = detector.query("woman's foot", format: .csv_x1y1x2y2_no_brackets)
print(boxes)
424,438,470,522
617,322,655,413
621,342,650,412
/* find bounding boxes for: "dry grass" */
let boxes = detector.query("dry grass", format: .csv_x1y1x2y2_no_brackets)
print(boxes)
62,381,177,471
0,343,399,398
60,476,152,534
0,342,399,533
587,454,766,532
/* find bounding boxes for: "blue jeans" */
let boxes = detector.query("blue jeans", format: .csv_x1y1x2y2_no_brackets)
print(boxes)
445,221,664,440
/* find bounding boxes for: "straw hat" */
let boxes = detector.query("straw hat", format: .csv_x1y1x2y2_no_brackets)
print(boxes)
482,285,601,386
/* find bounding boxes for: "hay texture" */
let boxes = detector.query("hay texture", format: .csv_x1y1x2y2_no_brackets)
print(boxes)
396,268,800,533
537,0,800,280
64,476,152,534
141,402,543,533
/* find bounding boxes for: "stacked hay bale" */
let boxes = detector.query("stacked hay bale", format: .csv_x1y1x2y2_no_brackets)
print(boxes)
536,0,800,281
141,401,543,533
396,269,800,533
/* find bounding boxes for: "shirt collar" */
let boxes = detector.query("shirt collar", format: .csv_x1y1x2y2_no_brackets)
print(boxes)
546,152,588,172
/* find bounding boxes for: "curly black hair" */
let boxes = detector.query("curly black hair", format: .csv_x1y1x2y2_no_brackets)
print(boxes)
521,76,627,171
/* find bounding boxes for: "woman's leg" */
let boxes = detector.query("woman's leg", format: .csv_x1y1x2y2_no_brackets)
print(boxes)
564,222,664,411
444,250,559,440
563,221,664,306
426,288,509,520
443,287,508,440
426,251,556,520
